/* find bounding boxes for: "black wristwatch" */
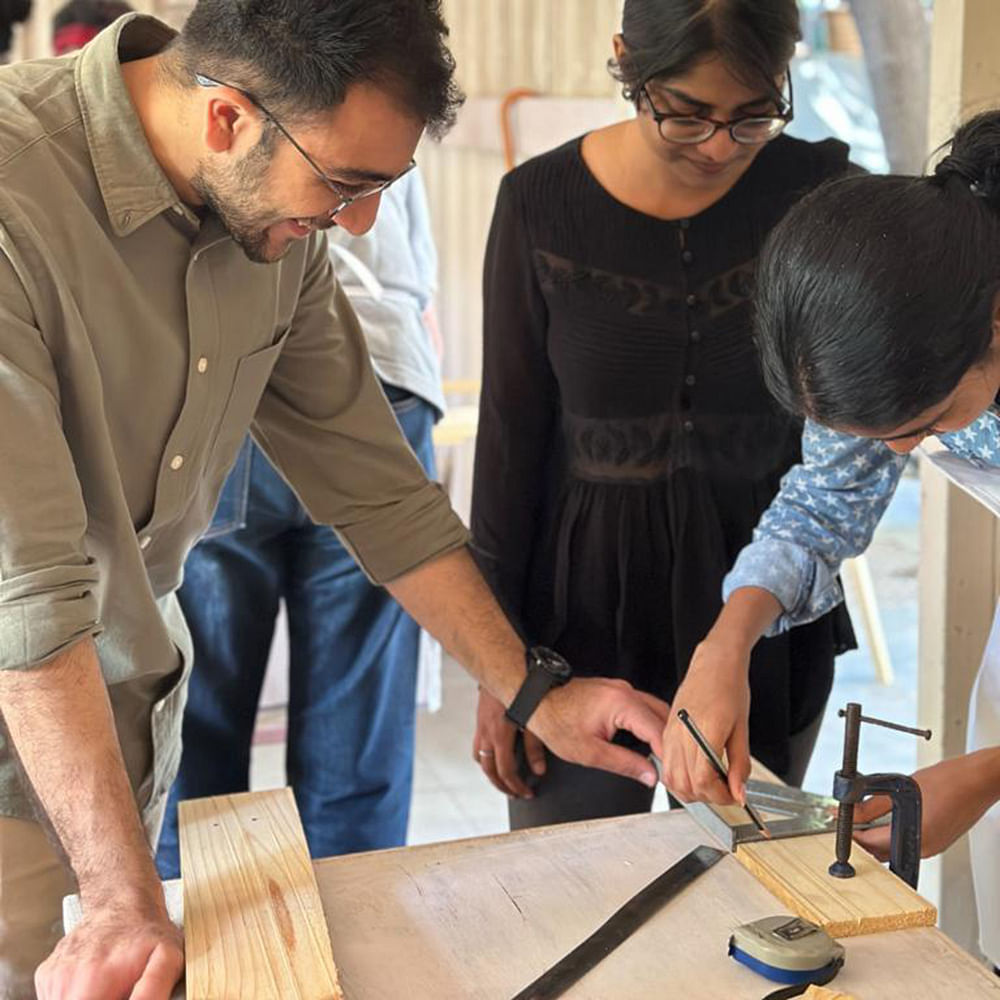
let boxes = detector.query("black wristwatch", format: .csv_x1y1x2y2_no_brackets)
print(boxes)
505,646,572,730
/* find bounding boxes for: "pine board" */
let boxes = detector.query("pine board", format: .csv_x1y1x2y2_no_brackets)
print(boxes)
735,832,937,938
311,811,997,999
802,987,858,1000
179,788,344,1000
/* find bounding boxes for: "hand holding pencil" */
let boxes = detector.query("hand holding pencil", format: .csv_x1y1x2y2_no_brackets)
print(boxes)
676,708,771,839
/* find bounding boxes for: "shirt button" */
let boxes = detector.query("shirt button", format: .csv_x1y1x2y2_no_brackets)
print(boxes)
169,454,184,471
683,420,695,433
684,374,696,387
139,535,152,550
686,294,697,307
690,330,702,342
196,356,209,374
682,250,694,265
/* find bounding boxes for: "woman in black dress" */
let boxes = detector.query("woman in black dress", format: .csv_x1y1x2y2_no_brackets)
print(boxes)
470,0,856,827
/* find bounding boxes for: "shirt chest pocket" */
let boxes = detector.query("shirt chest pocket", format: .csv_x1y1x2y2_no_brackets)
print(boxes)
210,330,289,474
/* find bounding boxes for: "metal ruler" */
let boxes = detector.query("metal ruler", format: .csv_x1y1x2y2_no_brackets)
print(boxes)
509,844,725,1000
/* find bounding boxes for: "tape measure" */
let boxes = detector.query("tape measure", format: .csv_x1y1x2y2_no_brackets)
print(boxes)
729,916,845,995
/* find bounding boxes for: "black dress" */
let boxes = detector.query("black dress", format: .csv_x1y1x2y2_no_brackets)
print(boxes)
471,134,856,779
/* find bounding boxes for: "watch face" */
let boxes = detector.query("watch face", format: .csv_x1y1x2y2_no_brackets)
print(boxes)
531,646,572,681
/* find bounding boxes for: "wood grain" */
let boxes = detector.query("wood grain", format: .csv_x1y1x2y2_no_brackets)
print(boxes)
312,811,997,1000
179,788,344,1000
802,987,859,1000
735,833,937,938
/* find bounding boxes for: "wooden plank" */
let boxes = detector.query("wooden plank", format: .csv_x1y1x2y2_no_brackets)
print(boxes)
179,788,344,1000
313,811,997,999
802,987,858,1000
735,833,936,938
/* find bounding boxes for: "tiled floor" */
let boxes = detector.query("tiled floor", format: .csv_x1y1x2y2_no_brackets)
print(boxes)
250,467,921,849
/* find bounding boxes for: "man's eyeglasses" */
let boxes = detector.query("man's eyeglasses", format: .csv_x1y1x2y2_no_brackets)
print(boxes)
640,75,794,146
195,73,416,220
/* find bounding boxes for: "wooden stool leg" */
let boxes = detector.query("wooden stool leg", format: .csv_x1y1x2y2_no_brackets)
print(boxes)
844,556,895,687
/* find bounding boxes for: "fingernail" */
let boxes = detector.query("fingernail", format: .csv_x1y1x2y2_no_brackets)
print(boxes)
531,762,546,776
641,771,657,788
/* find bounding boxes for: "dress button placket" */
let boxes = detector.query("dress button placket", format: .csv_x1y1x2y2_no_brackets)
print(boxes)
680,219,697,432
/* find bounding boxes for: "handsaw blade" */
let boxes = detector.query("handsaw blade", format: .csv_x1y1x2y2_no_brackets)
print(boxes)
509,844,725,1000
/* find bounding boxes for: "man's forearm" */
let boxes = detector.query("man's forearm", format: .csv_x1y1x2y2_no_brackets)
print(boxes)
387,547,525,705
0,637,163,913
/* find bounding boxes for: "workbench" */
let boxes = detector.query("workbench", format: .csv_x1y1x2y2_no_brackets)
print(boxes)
313,809,1000,999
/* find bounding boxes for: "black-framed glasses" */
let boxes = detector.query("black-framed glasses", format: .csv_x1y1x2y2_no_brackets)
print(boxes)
195,73,416,220
640,75,794,146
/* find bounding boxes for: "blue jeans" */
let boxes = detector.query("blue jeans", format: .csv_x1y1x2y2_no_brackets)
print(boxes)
155,385,437,878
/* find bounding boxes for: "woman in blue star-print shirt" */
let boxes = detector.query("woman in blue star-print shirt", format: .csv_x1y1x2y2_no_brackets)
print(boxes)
660,109,1000,963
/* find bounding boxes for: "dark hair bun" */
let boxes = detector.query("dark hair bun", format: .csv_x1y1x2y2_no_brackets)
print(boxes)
933,110,1000,209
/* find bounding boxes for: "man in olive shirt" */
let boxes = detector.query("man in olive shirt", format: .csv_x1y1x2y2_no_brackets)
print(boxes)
0,4,669,998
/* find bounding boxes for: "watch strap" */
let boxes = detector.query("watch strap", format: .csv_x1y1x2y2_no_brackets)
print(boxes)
505,651,565,729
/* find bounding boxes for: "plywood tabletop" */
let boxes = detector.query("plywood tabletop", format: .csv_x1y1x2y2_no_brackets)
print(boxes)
313,810,1000,1000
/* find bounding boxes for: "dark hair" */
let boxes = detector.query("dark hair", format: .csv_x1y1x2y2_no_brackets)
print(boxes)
53,0,131,32
755,110,1000,431
0,0,31,55
610,0,800,104
170,0,464,139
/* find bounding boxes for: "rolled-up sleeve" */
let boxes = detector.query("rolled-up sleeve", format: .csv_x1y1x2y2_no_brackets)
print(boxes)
0,243,100,669
251,233,468,584
723,421,906,635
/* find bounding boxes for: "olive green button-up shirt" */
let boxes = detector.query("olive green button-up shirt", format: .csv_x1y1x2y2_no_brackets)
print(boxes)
0,14,468,823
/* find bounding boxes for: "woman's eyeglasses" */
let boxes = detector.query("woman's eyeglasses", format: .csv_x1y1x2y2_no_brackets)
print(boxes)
640,76,794,147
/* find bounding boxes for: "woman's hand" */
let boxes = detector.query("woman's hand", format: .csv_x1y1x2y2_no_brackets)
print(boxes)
659,636,752,805
472,688,545,798
854,748,1000,860
660,587,781,805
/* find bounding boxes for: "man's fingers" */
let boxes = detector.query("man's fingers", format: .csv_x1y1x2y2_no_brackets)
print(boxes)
588,741,658,788
616,697,668,759
635,691,672,725
854,794,892,824
854,826,890,862
495,740,534,798
477,753,512,795
523,731,547,777
129,943,184,1000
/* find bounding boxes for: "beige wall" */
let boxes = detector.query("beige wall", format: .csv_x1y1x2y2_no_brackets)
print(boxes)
427,0,626,383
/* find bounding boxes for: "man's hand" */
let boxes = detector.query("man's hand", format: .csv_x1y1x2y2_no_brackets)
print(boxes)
0,638,182,1000
472,689,544,798
660,637,752,805
387,549,665,787
853,748,1000,861
528,677,670,788
36,904,183,1000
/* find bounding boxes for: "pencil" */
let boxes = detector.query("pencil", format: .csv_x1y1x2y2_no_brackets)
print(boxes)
676,708,771,839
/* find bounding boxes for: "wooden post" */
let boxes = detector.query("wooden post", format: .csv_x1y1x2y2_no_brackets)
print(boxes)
919,0,1000,955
